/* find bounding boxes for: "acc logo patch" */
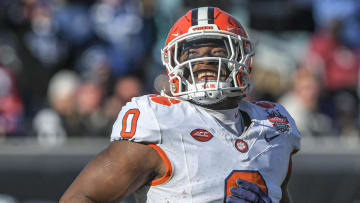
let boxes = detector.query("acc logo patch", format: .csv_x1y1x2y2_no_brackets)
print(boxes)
235,139,248,153
190,129,213,142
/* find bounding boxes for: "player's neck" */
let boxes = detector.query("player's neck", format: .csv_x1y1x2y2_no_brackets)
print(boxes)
194,97,239,110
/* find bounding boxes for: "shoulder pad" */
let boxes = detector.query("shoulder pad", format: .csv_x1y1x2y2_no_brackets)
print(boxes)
241,100,301,150
110,95,162,143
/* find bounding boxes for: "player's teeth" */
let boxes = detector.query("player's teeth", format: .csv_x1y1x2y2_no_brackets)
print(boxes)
197,72,216,79
198,73,205,79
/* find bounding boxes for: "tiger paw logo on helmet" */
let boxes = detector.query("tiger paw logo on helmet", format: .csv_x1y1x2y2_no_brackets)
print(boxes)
161,7,254,105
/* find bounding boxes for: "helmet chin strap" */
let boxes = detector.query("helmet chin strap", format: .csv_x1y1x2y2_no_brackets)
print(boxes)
191,96,227,105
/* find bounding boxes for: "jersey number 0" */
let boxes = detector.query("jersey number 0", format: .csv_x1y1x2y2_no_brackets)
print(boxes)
120,109,140,138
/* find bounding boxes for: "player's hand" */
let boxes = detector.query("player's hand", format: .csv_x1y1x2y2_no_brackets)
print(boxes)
226,179,272,203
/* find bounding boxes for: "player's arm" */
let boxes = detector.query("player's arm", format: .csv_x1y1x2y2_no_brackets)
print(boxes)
279,169,292,203
59,140,165,203
280,189,291,203
279,154,293,203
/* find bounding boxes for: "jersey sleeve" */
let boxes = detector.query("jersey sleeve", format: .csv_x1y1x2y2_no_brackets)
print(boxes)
276,103,301,151
110,96,162,143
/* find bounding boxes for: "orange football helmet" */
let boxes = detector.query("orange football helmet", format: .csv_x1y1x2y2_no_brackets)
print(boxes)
161,7,254,105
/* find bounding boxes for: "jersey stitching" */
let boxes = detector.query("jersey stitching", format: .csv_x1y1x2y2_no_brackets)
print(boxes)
239,100,265,143
145,96,163,144
193,105,238,143
180,131,194,202
192,105,249,157
249,144,279,163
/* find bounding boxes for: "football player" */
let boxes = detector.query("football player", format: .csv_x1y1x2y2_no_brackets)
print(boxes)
60,7,300,203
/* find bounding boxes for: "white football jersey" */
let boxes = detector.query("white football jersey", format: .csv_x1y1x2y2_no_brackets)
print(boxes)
111,94,301,203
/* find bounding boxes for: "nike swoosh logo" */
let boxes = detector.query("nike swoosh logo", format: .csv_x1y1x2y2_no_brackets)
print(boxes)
172,33,179,37
227,27,235,31
264,133,280,142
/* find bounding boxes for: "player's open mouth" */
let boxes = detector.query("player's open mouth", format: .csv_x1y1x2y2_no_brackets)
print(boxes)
194,70,226,81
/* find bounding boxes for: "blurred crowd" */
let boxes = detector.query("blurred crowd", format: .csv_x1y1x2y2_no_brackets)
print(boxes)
0,0,156,142
0,0,360,144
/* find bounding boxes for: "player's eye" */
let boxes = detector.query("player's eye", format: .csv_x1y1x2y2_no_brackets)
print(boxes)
212,48,227,57
188,49,198,56
182,49,200,60
179,48,198,62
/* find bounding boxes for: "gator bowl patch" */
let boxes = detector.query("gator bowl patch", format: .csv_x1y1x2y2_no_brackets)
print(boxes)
266,110,290,133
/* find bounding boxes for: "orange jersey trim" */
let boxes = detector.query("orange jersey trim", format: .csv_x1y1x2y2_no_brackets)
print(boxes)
148,144,173,186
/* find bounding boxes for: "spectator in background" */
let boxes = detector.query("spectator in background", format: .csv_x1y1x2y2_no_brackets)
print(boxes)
0,66,24,138
303,19,360,92
55,1,94,48
74,81,108,137
104,76,143,121
279,68,333,137
76,45,112,95
307,0,360,135
313,0,360,49
23,0,67,67
301,18,360,131
89,0,150,77
33,70,80,145
332,91,359,137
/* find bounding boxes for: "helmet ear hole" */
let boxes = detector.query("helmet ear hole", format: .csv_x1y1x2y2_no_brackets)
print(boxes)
162,50,169,64
171,77,180,93
236,72,247,87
